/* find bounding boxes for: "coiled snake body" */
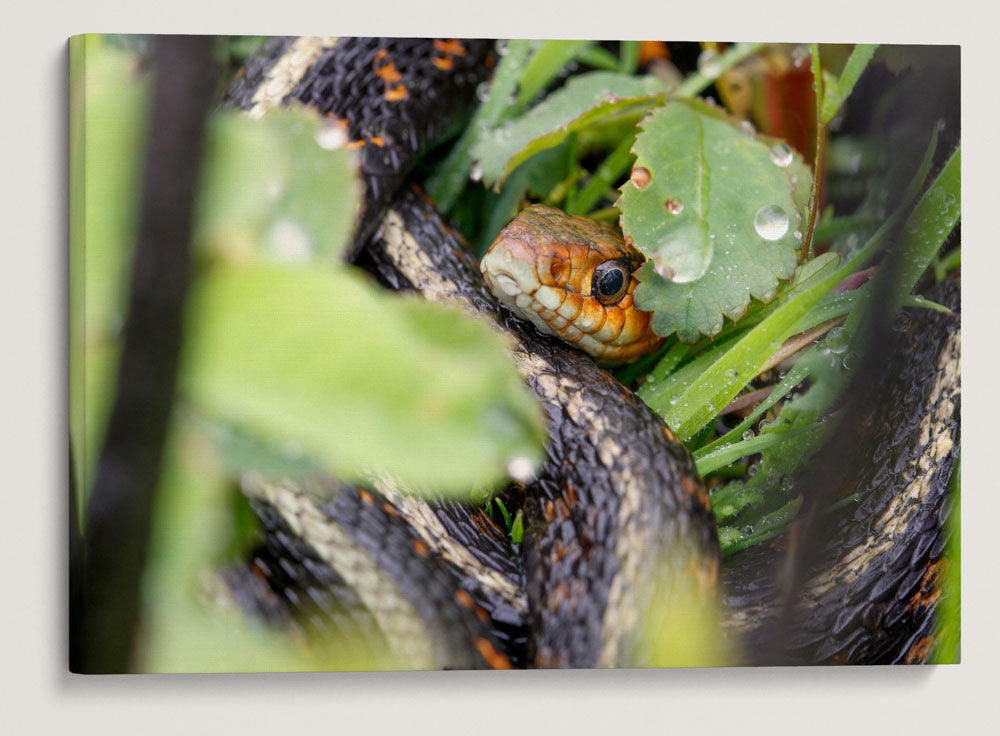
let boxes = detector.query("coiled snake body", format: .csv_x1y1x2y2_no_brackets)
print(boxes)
220,37,960,668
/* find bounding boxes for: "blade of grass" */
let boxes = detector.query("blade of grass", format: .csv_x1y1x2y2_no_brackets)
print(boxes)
515,40,594,112
844,145,959,335
672,42,765,99
566,133,635,215
935,247,961,280
693,360,811,461
820,44,880,124
903,294,954,315
576,45,621,72
619,41,640,74
718,494,803,557
695,425,813,476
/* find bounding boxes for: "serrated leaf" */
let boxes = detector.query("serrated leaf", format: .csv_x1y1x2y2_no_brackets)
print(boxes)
621,98,812,343
180,264,546,495
473,71,670,188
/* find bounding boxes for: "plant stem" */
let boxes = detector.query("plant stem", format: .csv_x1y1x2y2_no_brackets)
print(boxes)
73,36,217,674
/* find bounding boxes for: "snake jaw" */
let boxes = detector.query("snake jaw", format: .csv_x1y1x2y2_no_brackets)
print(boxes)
481,241,562,339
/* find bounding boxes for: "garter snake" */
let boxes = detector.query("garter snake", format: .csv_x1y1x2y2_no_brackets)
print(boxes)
217,36,961,668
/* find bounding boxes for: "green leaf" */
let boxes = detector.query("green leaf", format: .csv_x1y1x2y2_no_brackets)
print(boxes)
70,40,149,499
706,138,958,548
189,412,325,481
69,46,363,501
930,453,960,664
472,71,671,188
180,264,546,495
624,99,812,342
195,108,361,264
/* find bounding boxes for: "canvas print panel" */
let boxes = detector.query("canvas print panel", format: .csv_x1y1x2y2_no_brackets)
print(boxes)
69,36,960,672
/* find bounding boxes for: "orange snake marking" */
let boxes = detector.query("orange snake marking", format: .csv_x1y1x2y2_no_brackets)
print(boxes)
482,204,663,365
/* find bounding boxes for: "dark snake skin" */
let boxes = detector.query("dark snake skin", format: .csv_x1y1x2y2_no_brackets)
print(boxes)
225,36,493,259
365,190,720,668
722,278,960,664
219,37,960,668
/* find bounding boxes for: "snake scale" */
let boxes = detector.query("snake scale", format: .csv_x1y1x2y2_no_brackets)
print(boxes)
217,37,961,668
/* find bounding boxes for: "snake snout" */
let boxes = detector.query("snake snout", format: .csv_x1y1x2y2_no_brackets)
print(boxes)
481,240,538,299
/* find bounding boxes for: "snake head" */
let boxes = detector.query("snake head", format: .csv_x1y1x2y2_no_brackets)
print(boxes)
481,205,664,365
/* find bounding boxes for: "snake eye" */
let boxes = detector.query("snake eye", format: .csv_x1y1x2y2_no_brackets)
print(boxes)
592,260,630,305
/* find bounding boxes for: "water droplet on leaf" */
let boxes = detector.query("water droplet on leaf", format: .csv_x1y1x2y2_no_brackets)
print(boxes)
826,326,849,354
506,455,536,483
791,45,810,68
697,49,723,79
315,121,348,150
769,142,794,168
266,219,312,262
630,166,652,188
754,205,790,241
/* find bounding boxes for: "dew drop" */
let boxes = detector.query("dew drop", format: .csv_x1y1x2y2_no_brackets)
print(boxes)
651,222,713,283
267,219,312,262
506,455,536,484
753,205,790,241
738,120,756,136
631,166,652,188
697,49,723,79
791,45,810,68
653,255,675,280
315,121,349,150
266,177,285,202
825,326,849,354
770,142,794,168
665,197,684,215
470,163,484,182
742,430,754,442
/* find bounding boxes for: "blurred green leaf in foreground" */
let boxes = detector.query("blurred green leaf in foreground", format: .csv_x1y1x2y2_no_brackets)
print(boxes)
70,36,546,671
